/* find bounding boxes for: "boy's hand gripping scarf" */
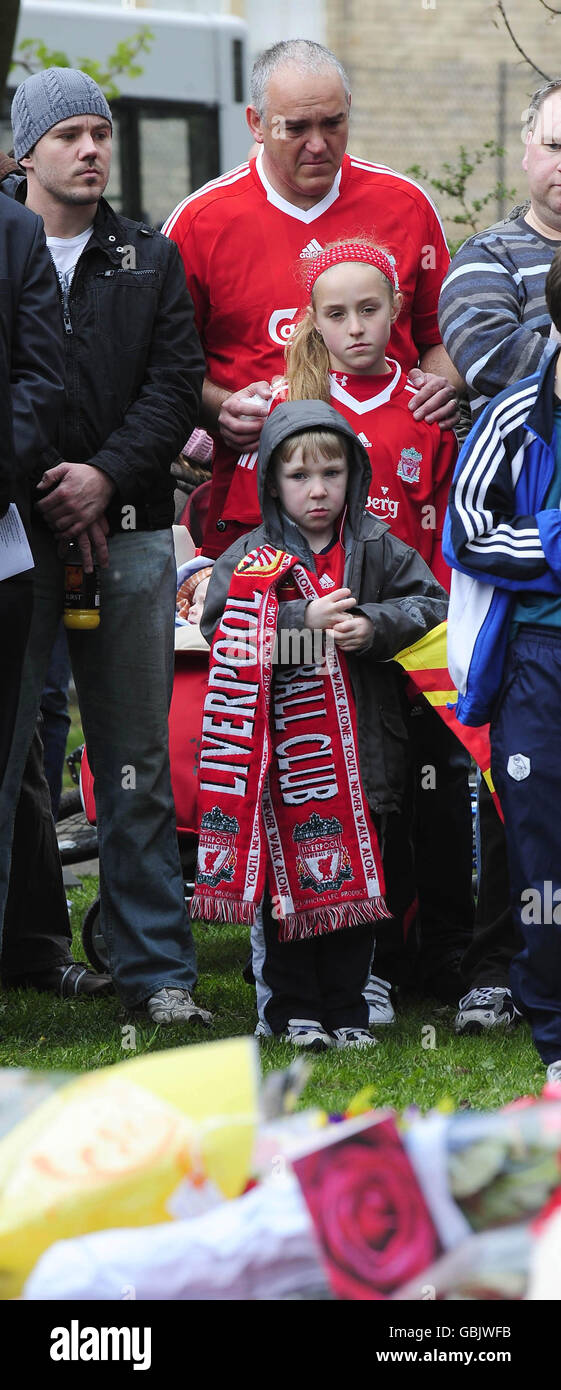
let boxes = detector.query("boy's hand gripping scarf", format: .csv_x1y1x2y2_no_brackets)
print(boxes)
191,544,390,941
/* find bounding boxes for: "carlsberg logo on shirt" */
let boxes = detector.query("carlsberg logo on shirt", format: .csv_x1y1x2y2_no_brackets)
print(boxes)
268,307,298,344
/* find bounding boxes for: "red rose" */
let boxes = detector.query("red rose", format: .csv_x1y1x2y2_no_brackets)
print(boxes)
293,1117,440,1300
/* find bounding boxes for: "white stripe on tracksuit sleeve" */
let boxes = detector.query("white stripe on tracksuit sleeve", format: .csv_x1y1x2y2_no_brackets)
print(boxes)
446,385,551,582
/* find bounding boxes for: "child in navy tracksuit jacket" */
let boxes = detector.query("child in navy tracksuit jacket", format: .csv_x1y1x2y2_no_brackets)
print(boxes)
444,248,561,1077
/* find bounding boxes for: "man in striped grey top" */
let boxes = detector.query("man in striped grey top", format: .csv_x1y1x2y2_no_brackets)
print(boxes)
439,80,561,1038
439,80,561,422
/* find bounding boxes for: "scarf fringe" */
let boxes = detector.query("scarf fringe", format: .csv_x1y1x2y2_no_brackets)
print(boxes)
278,896,391,942
190,892,391,936
190,893,256,927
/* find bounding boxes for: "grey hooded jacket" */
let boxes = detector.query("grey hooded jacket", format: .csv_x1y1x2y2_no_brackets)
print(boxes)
201,400,448,816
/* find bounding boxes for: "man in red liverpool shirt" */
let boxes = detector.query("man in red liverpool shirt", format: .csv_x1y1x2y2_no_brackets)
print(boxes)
164,38,462,560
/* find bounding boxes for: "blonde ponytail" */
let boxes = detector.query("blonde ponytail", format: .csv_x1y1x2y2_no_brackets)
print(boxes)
285,312,331,403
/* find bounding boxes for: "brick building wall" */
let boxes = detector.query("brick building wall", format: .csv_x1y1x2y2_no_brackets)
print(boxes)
323,0,560,244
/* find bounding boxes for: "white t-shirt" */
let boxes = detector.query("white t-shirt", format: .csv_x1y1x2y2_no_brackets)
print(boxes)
47,226,94,295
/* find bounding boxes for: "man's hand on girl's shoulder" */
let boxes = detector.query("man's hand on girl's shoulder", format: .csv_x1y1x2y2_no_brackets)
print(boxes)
408,368,459,430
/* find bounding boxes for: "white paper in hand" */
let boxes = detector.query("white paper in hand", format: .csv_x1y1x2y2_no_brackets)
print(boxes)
0,504,34,580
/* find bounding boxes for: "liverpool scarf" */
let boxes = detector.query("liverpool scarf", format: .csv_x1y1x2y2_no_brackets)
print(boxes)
191,543,390,941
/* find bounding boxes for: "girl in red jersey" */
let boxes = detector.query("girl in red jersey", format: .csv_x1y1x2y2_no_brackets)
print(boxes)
278,242,472,1013
280,240,456,589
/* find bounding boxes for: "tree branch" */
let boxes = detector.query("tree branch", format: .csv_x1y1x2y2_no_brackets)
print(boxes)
538,0,561,15
496,1,551,79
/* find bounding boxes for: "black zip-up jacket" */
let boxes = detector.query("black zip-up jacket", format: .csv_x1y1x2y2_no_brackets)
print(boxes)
0,170,64,524
3,167,205,533
202,401,448,817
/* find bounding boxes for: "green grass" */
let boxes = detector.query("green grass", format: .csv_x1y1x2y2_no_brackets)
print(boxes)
0,875,545,1114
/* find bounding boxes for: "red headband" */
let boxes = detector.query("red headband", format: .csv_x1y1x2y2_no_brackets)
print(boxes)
305,244,399,296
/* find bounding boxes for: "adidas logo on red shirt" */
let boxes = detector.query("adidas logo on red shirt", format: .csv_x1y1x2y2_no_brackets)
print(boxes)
300,238,323,258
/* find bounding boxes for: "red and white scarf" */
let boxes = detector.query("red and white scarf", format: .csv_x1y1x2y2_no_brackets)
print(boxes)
191,544,390,941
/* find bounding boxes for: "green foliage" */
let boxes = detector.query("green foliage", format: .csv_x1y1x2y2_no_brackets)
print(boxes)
408,142,517,254
11,28,153,100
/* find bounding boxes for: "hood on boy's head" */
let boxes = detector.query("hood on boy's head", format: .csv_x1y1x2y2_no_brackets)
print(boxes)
257,399,372,540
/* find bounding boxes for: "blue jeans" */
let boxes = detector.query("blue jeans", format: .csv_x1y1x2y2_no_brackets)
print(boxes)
0,523,198,1005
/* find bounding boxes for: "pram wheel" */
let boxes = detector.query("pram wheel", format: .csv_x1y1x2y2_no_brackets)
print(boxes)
56,810,99,866
56,788,82,821
81,896,109,973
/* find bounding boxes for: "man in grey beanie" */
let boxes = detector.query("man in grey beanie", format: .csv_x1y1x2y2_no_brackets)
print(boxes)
10,70,112,259
0,70,210,1025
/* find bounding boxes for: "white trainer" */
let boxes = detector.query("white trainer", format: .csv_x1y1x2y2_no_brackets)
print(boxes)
546,1060,561,1085
284,1018,334,1051
363,973,396,1026
254,1019,271,1039
146,987,213,1026
332,1027,379,1050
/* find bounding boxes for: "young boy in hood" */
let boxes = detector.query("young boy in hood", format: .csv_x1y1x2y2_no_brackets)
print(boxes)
194,401,447,1049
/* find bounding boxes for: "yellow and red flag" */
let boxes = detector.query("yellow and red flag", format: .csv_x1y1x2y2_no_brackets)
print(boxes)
394,621,502,819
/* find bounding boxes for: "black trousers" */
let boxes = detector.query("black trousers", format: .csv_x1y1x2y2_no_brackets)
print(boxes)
256,891,375,1034
489,627,561,1059
375,701,474,989
0,575,33,791
412,701,474,977
461,755,522,992
1,724,72,979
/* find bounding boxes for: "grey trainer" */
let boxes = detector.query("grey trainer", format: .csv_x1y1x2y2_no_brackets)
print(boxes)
146,987,213,1026
455,986,520,1035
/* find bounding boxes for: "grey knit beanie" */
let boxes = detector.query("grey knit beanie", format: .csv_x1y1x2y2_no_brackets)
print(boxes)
11,68,112,163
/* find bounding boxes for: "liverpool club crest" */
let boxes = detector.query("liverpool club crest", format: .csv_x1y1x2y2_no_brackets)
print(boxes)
196,805,239,886
397,446,422,484
294,812,353,894
236,545,285,577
